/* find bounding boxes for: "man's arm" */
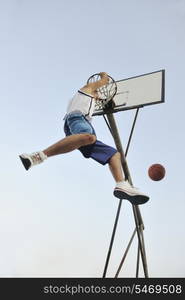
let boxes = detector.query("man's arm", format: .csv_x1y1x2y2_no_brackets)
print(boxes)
80,72,109,96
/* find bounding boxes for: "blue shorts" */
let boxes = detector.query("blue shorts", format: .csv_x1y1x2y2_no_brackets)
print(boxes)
63,112,117,165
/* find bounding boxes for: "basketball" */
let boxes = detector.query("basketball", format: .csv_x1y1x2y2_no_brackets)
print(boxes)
148,164,165,181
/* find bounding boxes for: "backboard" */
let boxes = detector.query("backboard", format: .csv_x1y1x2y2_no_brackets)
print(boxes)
93,69,165,116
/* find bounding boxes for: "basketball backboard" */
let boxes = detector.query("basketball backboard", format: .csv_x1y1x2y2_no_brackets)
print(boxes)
93,69,165,116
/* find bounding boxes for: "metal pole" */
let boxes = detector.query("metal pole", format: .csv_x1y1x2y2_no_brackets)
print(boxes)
102,199,122,278
103,112,145,229
106,112,149,278
125,108,140,157
132,197,149,277
136,243,140,278
115,228,137,278
106,113,132,183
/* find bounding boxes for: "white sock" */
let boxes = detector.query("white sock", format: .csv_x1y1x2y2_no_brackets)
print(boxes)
116,180,125,188
39,151,48,161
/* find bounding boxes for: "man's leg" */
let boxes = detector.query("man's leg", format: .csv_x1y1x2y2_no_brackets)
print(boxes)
19,133,96,170
108,152,149,205
108,152,125,182
43,134,96,157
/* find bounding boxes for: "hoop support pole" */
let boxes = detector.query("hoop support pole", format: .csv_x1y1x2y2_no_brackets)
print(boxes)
102,112,149,278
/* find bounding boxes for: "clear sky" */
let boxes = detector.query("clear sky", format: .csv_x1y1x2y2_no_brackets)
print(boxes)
0,0,185,278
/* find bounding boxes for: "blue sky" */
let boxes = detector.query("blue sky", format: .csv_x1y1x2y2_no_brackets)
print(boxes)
0,0,185,277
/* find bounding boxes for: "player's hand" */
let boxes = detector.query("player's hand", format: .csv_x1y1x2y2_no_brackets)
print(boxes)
99,72,109,85
99,72,108,77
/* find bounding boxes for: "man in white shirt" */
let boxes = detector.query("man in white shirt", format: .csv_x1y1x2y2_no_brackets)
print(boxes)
19,72,149,205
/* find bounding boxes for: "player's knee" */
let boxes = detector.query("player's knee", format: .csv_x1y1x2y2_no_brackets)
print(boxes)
81,134,96,145
89,134,96,144
111,151,121,161
115,151,121,159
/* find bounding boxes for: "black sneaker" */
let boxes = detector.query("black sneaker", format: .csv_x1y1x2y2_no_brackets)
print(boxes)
19,152,46,170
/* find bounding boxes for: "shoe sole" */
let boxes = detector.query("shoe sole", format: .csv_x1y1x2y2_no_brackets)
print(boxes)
114,189,149,205
19,155,31,170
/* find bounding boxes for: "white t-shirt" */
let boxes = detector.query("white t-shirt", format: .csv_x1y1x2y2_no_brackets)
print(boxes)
65,90,95,122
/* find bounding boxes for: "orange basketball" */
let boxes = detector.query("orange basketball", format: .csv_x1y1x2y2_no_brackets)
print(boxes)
148,164,165,181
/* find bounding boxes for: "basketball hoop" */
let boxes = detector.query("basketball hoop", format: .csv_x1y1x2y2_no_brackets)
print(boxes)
87,73,117,111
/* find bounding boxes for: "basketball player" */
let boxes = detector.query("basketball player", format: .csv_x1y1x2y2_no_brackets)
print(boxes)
19,72,149,205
